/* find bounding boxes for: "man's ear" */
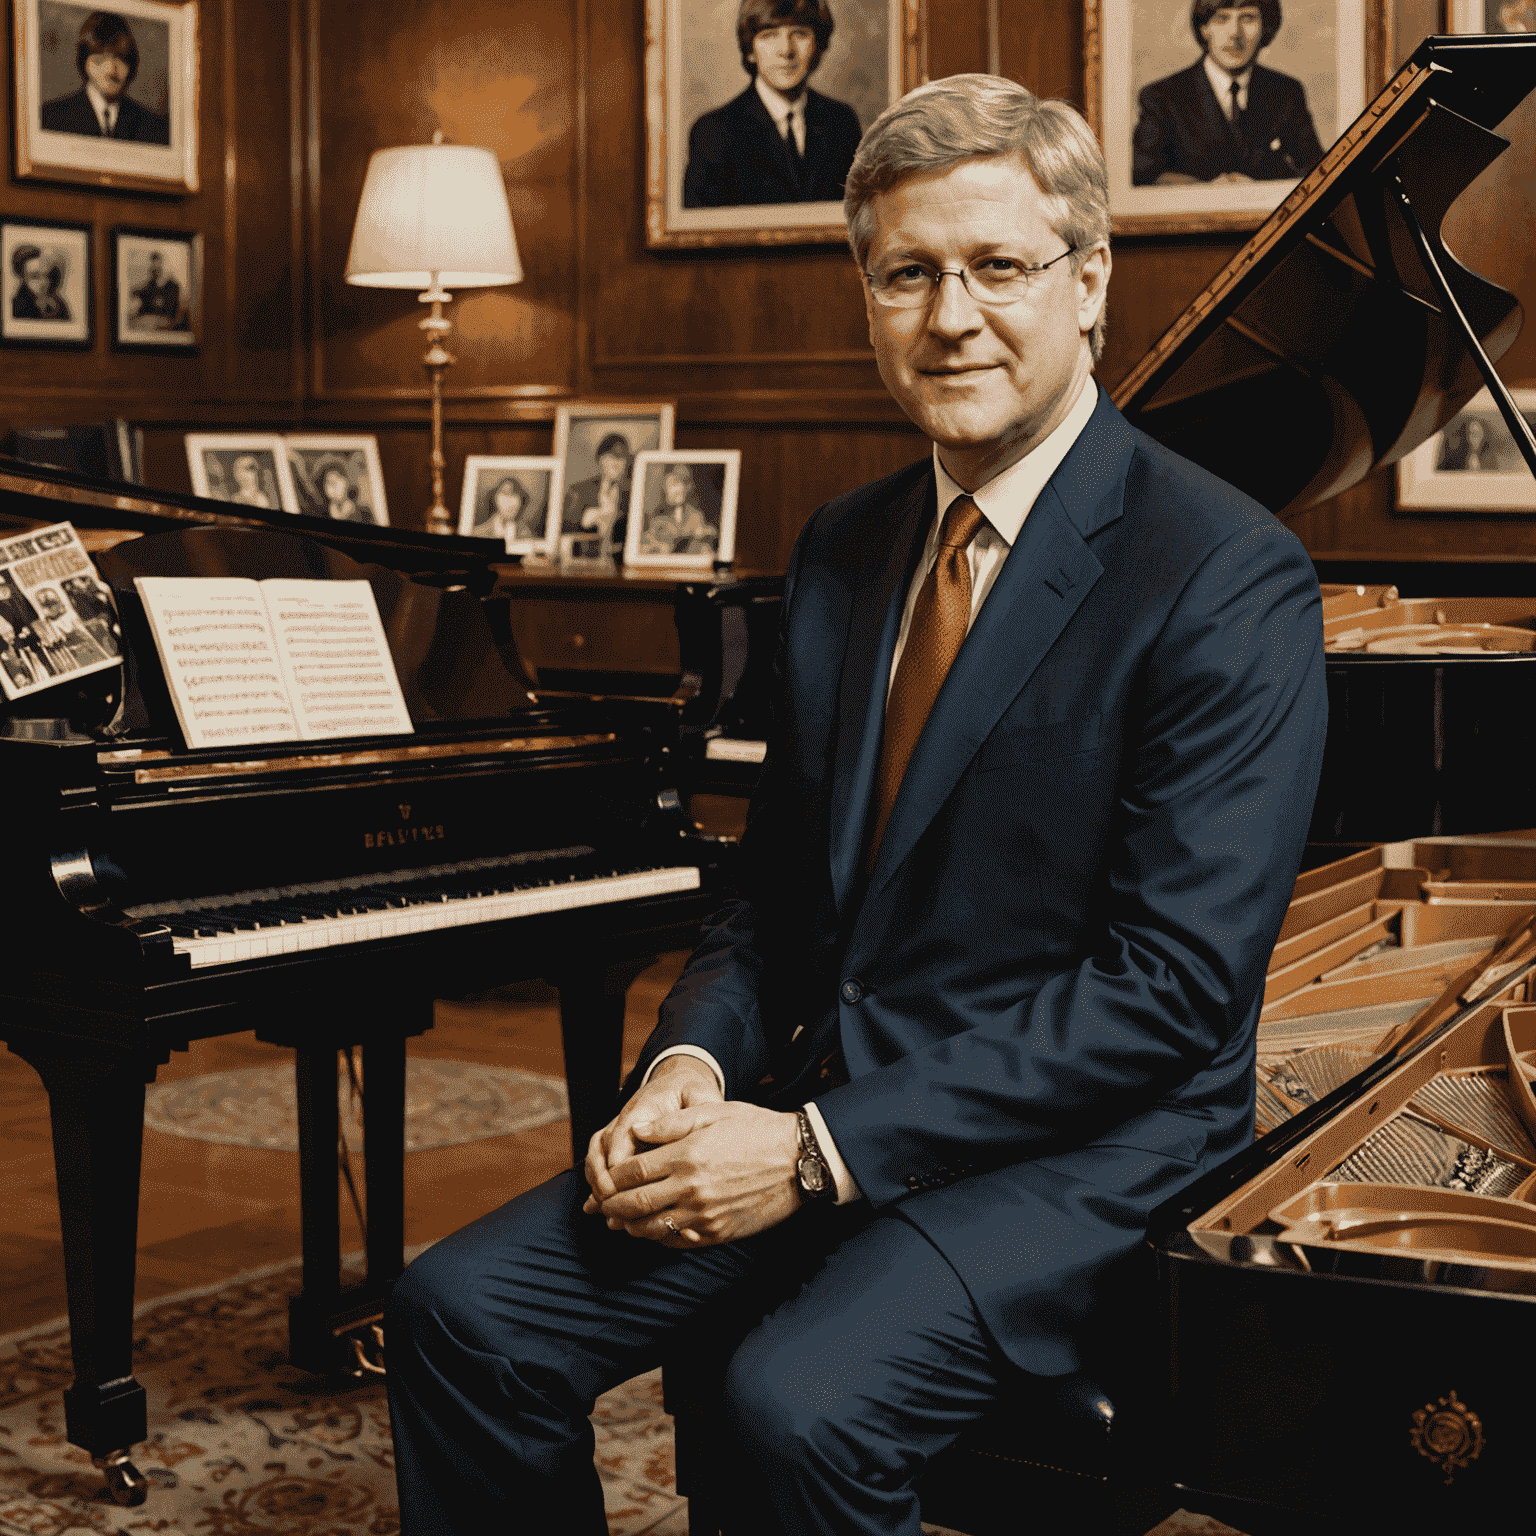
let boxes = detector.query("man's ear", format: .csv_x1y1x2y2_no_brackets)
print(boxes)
1076,243,1111,337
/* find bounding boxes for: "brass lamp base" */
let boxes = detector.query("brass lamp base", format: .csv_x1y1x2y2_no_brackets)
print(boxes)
419,284,456,537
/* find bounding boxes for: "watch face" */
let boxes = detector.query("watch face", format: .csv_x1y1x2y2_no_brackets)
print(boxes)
798,1152,830,1196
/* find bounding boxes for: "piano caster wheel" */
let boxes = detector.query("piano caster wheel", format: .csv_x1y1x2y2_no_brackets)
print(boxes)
92,1449,149,1506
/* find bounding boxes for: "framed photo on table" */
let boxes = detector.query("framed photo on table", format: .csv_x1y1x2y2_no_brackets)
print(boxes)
552,403,675,564
13,0,199,194
1396,388,1536,514
111,226,199,351
284,435,389,525
644,0,922,248
0,217,92,349
185,433,298,513
458,456,563,554
1086,0,1389,235
624,450,741,569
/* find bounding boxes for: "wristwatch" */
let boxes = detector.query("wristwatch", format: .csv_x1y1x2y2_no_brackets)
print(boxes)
795,1110,834,1201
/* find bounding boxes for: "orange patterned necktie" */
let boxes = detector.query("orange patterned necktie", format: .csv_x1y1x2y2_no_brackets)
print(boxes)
864,493,988,872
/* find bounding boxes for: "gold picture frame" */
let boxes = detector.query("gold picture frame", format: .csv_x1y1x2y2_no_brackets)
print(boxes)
645,0,924,249
13,0,199,194
1085,0,1389,236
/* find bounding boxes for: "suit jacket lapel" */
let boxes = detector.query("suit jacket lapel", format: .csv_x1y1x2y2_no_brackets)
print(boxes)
863,393,1133,899
828,472,933,914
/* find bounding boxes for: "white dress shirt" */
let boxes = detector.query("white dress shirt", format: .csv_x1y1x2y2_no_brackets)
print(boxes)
1203,55,1254,119
86,83,119,136
646,377,1101,1205
755,75,806,156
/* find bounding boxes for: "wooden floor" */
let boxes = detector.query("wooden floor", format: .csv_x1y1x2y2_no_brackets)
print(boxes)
1,953,690,1336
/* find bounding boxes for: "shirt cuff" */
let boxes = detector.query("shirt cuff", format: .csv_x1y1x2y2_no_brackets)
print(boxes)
803,1100,863,1205
642,1045,726,1097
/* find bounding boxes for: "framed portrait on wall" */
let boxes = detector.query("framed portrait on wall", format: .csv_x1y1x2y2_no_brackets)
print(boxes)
458,457,563,554
284,435,389,526
644,0,923,248
0,218,92,349
111,226,199,351
625,450,741,569
1447,0,1536,29
1087,0,1389,235
13,0,199,194
1396,388,1536,513
185,434,300,513
552,403,675,563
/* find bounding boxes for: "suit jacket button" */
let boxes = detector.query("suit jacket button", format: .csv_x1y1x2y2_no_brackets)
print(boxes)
906,1175,921,1191
840,978,863,1004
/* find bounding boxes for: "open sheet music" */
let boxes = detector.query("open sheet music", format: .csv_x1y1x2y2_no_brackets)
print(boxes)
134,575,413,748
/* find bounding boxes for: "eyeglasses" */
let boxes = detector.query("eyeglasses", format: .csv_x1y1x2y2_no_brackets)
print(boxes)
863,246,1079,309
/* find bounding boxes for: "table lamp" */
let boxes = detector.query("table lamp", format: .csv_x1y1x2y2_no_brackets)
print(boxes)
345,134,522,535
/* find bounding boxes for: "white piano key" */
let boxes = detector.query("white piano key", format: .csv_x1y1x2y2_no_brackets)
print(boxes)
170,865,702,968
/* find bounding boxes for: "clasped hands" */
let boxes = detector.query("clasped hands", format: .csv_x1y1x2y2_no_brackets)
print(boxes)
582,1055,803,1249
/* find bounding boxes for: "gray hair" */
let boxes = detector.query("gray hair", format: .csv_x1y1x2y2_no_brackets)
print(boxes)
844,74,1111,362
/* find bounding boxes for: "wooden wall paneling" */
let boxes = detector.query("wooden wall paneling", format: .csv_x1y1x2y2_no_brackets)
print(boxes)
306,0,582,410
996,0,1083,103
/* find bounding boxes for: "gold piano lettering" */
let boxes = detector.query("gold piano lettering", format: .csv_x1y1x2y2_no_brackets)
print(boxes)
365,824,446,850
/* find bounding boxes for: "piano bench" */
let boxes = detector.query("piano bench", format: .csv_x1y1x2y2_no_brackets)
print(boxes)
663,1323,1176,1536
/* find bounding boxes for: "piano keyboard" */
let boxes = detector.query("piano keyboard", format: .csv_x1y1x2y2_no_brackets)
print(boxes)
124,852,702,969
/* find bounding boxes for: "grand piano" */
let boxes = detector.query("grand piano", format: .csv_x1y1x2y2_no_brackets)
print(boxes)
0,464,732,1503
1109,31,1536,1532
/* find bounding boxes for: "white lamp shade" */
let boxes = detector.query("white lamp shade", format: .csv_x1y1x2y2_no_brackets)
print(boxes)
345,143,522,289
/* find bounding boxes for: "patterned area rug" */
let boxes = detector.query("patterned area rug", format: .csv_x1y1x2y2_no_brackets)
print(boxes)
0,1261,1244,1536
143,1059,568,1151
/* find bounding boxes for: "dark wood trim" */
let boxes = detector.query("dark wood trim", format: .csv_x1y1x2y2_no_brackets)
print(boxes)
222,0,239,390
575,0,592,398
290,0,308,410
306,0,324,404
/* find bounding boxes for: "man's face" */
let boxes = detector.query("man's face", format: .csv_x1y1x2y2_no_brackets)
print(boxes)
147,253,163,281
863,154,1109,483
37,591,62,618
21,257,48,298
1200,6,1265,74
84,48,131,100
598,450,627,484
752,25,817,94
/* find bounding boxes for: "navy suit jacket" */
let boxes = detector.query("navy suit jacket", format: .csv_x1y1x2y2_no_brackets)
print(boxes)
683,84,861,207
1132,61,1323,185
40,88,170,144
632,390,1326,1377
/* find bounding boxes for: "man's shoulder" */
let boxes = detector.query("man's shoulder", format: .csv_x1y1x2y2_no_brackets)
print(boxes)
806,87,861,131
689,86,761,141
1138,62,1206,106
40,89,92,128
1119,418,1310,567
796,458,932,558
1251,62,1308,99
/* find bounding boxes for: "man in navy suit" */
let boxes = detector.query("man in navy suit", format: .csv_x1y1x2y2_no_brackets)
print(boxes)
683,0,862,207
1133,0,1323,185
40,10,170,146
387,72,1326,1533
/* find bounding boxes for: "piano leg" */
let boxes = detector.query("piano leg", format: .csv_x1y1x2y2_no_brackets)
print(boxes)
268,1001,429,1378
553,956,658,1165
6,1035,159,1506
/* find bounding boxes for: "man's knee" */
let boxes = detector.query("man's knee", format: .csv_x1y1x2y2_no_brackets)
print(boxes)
721,1328,868,1477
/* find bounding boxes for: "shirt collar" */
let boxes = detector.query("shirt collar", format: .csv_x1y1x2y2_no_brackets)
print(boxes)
931,375,1099,548
755,75,806,128
1203,55,1254,103
85,82,118,125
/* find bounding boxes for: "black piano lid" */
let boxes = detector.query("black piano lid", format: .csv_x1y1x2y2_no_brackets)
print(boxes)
0,453,505,588
1115,33,1536,521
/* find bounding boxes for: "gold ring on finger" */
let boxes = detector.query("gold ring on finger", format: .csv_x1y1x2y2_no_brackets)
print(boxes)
663,1217,679,1235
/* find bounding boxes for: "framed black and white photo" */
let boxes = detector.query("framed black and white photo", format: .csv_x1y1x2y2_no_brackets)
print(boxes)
112,226,199,351
458,456,563,554
1396,389,1536,514
1,218,92,349
185,433,298,513
645,0,921,248
284,435,389,526
1087,0,1388,235
625,450,741,569
13,0,199,194
553,403,675,563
